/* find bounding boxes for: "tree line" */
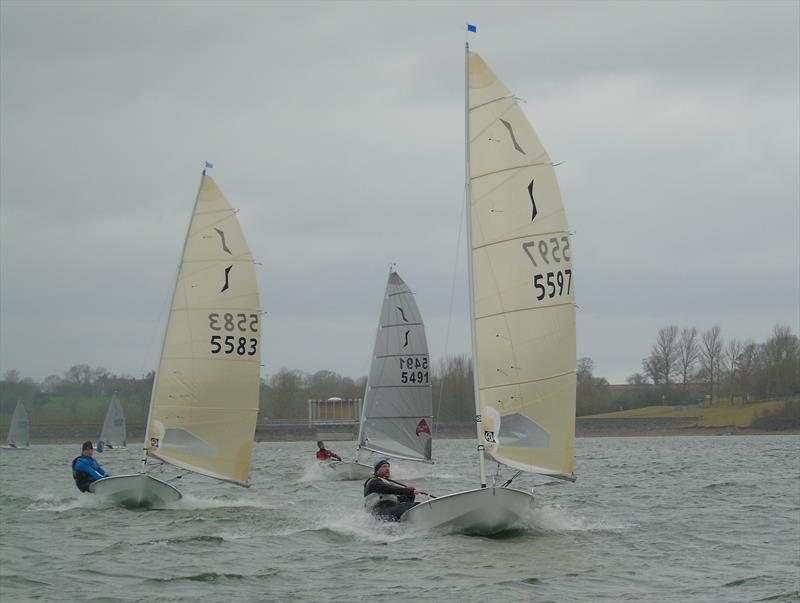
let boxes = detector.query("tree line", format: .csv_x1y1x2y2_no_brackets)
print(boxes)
0,356,478,425
576,323,799,416
2,324,797,425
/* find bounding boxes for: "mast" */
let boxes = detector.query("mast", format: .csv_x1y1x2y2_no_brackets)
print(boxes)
465,42,487,488
139,168,207,474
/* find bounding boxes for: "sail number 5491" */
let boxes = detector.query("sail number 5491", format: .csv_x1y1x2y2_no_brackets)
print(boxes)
399,356,429,385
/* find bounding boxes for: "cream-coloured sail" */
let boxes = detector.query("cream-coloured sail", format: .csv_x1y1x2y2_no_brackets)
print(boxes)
7,401,29,448
358,270,433,462
469,52,576,479
100,395,127,448
145,174,261,486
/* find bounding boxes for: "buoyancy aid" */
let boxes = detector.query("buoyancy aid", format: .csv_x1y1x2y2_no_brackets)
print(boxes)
71,456,92,493
363,477,412,511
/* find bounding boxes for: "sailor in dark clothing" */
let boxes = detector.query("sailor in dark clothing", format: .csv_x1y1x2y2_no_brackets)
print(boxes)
363,459,426,521
71,441,109,493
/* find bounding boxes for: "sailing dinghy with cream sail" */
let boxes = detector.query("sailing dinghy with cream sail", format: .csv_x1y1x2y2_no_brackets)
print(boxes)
327,270,433,480
400,45,577,534
91,169,262,508
97,395,127,451
3,401,30,449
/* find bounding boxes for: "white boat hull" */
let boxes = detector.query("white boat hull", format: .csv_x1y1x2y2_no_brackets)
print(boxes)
400,486,533,534
89,473,182,509
326,461,374,481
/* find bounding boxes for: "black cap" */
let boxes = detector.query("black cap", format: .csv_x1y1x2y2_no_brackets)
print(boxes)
317,441,324,448
82,441,93,451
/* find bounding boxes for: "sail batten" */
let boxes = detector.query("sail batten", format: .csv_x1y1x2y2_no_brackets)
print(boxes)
358,271,433,463
144,174,261,485
469,51,576,479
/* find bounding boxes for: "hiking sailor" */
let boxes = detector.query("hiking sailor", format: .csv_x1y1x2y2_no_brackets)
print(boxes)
71,441,110,493
363,459,426,521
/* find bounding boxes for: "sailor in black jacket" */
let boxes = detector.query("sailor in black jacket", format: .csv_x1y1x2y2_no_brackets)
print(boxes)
363,459,426,521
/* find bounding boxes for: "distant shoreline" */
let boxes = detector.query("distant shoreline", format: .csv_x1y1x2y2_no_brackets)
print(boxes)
12,423,799,445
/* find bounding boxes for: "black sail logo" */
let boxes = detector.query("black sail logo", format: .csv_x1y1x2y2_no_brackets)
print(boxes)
215,228,232,255
499,118,526,155
221,265,232,292
528,179,538,222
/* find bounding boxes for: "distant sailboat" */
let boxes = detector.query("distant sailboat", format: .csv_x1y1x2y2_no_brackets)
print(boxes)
90,169,262,507
3,401,30,449
98,395,127,450
400,45,577,534
328,269,433,480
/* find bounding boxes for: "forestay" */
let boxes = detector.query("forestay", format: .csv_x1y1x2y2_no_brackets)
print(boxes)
145,174,261,486
100,396,127,448
358,271,433,462
469,52,576,479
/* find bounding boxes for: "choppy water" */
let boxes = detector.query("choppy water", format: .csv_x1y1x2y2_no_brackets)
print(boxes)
1,436,798,602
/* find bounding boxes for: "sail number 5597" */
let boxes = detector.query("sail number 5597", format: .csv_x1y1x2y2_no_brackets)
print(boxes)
533,269,572,300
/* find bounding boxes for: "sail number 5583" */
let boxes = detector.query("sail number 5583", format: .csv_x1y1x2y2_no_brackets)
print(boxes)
208,313,259,332
210,335,258,356
533,269,572,300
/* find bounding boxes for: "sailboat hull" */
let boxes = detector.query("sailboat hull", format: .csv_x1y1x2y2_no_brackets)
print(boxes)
89,473,182,509
326,461,373,481
400,486,533,534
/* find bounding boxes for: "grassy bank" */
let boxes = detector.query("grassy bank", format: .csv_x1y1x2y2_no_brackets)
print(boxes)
583,397,796,429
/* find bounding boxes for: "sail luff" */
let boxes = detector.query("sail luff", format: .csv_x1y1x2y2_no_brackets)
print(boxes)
466,42,488,488
140,170,207,473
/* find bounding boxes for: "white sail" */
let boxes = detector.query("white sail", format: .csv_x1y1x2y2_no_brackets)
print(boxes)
144,173,261,486
100,396,127,448
358,270,433,462
469,52,576,479
7,401,30,448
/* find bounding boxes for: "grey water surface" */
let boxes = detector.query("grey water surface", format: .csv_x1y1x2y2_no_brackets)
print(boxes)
1,436,798,602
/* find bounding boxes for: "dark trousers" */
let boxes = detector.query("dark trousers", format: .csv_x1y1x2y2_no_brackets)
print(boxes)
373,501,418,522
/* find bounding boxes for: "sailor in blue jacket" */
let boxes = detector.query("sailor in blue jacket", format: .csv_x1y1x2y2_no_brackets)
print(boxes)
71,441,109,492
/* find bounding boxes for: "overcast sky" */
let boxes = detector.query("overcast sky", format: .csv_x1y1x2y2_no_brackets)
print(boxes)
1,0,798,385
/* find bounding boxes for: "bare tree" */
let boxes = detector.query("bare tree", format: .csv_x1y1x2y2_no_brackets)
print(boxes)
700,325,723,403
2,369,21,384
736,340,758,402
576,357,612,414
643,325,680,386
761,324,800,396
724,338,743,403
677,327,700,393
626,373,649,385
267,368,307,420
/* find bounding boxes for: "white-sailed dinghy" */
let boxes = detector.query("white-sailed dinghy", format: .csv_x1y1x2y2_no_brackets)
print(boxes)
400,45,576,534
3,401,30,449
328,270,433,480
91,168,262,508
98,395,127,450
